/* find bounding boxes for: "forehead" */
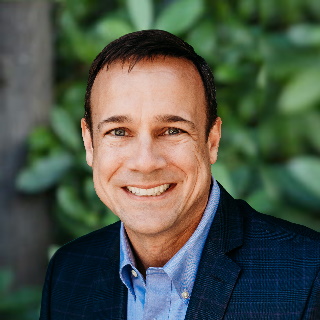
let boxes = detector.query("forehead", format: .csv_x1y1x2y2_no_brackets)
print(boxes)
92,56,204,96
90,57,206,122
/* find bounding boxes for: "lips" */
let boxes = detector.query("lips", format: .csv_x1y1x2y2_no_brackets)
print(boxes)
126,184,171,196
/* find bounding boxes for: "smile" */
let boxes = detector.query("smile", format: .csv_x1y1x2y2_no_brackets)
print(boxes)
126,184,171,196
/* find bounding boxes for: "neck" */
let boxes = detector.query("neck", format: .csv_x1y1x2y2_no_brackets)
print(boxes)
125,216,202,277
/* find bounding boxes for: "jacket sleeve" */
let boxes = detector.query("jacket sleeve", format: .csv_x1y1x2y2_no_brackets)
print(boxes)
302,268,320,319
39,254,56,320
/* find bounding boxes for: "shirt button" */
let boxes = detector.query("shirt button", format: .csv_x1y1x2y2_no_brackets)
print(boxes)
131,269,138,277
181,290,189,299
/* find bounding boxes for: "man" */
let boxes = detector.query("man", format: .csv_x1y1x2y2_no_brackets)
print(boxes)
40,30,320,319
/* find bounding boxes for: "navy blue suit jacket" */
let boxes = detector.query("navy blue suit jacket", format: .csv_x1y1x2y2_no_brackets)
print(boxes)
40,185,320,319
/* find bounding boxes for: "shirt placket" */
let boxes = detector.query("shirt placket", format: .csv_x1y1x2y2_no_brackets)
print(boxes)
143,268,171,320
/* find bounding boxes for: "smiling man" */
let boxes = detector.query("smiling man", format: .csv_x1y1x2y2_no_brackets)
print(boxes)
40,30,320,320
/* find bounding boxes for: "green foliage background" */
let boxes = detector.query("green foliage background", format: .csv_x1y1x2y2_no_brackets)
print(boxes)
18,0,320,243
7,0,320,318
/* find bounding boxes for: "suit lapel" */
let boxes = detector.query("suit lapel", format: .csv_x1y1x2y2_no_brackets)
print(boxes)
185,185,243,320
93,235,128,320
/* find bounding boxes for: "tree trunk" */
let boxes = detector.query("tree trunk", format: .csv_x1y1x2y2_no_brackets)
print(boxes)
0,0,52,287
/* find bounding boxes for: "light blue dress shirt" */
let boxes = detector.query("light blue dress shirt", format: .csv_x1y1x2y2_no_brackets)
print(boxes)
119,179,220,320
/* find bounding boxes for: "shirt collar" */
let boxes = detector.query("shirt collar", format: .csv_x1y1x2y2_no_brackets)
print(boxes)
119,178,220,302
120,223,139,297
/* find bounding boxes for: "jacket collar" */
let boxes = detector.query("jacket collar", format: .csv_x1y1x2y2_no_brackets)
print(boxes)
185,184,243,320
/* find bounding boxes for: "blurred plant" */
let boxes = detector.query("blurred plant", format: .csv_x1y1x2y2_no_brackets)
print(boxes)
17,0,320,245
0,269,41,320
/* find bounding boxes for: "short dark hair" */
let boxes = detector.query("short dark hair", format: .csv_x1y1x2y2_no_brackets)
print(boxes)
84,29,218,137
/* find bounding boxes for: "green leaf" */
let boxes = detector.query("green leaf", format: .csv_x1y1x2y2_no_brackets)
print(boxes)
55,209,96,238
211,162,237,197
186,20,216,63
28,127,57,153
95,16,134,43
287,24,320,47
155,0,204,34
238,0,256,19
304,111,320,152
259,165,282,202
278,68,320,114
60,0,89,20
73,35,102,63
262,33,320,79
51,107,82,151
231,165,252,197
228,125,258,158
126,0,153,30
16,152,73,193
287,157,320,200
59,11,98,63
271,158,320,211
102,211,119,226
61,82,87,119
215,64,242,83
57,185,98,227
259,0,277,24
246,189,274,214
307,0,320,18
57,185,87,218
84,178,96,203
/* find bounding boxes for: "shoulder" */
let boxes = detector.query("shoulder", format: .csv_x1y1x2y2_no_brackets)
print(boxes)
59,220,121,252
231,199,320,270
40,222,122,315
51,221,121,267
217,184,320,259
218,183,320,245
237,199,320,244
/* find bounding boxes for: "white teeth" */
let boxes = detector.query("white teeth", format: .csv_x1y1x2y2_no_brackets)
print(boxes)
127,184,170,196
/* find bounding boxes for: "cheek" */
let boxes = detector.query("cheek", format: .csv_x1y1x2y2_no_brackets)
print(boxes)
187,143,212,189
167,141,211,174
94,138,127,161
92,144,124,181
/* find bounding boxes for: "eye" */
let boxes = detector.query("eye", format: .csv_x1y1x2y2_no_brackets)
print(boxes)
106,128,128,136
164,127,183,135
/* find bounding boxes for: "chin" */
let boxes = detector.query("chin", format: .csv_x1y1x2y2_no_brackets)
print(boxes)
123,219,174,237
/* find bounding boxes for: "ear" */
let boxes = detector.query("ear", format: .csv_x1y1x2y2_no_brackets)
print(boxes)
207,117,222,164
81,118,93,167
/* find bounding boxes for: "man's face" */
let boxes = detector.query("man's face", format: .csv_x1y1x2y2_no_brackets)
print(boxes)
82,57,221,240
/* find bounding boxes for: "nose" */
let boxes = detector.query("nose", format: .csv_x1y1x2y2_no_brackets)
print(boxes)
126,135,167,173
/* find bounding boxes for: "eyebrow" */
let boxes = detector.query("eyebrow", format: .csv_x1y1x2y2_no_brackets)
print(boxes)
98,115,132,130
155,114,196,130
97,114,196,130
